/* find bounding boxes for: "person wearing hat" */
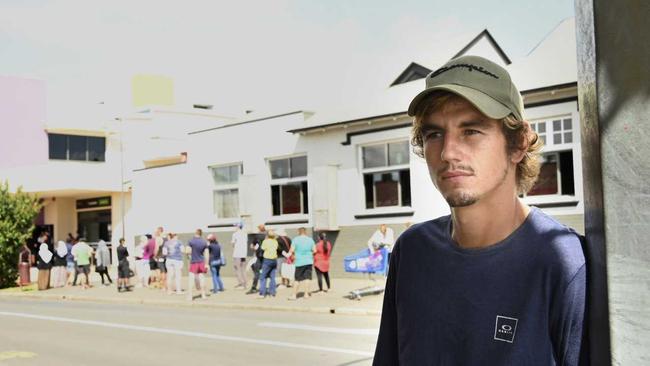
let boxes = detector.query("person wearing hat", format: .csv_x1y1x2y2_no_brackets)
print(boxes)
373,56,586,365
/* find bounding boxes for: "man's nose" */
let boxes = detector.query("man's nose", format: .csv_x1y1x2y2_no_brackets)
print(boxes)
440,134,462,163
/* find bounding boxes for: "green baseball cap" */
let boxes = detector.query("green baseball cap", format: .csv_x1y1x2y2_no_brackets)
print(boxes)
407,55,524,121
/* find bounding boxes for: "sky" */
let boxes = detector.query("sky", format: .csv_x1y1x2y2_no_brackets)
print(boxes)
0,0,575,122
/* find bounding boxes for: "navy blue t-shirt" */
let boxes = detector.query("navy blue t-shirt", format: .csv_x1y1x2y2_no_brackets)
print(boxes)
373,207,587,365
188,237,208,264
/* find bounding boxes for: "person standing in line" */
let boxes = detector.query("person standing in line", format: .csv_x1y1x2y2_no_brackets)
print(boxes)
207,234,225,294
276,228,293,289
17,243,32,288
313,232,333,293
230,223,248,289
164,232,184,295
152,226,165,289
246,224,267,295
154,234,168,292
116,238,132,292
143,234,157,288
134,235,147,288
72,240,93,289
373,56,586,365
258,229,279,299
64,237,75,286
50,241,68,288
36,242,52,291
186,229,208,300
287,227,316,300
95,240,113,286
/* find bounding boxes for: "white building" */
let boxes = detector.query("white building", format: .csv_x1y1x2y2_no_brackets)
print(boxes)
127,18,583,278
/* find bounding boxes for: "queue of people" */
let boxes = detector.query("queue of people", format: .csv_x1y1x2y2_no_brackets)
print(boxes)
17,224,336,303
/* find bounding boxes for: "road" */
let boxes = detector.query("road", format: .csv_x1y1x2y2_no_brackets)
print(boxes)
0,298,380,365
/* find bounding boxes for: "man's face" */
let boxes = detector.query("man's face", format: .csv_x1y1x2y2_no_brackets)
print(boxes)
422,97,518,207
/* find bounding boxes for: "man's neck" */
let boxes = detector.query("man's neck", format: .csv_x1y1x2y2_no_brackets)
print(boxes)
450,196,530,249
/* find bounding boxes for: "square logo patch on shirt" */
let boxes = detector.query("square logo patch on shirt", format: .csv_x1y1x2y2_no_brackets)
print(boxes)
494,315,518,343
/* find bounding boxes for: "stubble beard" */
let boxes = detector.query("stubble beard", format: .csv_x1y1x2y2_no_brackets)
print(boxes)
441,165,510,208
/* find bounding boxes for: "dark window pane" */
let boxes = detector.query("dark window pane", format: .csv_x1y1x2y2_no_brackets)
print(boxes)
87,137,105,162
271,185,281,216
291,156,307,177
68,135,87,161
388,141,409,166
364,174,374,209
301,181,309,214
375,172,399,207
281,184,302,214
553,133,562,145
48,134,67,159
362,145,386,169
559,151,575,195
527,154,558,196
538,122,546,133
553,120,561,131
270,159,289,179
563,118,572,130
399,170,411,207
564,132,572,143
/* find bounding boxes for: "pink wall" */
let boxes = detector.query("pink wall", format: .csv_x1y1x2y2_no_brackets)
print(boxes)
0,76,48,168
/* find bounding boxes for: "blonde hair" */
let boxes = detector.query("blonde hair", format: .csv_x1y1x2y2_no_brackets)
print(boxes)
411,91,543,195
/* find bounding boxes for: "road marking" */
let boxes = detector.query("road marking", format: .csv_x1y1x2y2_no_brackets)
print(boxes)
258,322,378,335
0,311,373,357
0,351,37,361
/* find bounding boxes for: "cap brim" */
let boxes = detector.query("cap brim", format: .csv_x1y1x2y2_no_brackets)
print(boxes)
407,84,512,119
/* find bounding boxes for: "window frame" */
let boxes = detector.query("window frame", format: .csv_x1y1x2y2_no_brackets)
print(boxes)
208,163,242,219
268,155,309,217
524,114,578,202
47,133,106,162
360,139,411,210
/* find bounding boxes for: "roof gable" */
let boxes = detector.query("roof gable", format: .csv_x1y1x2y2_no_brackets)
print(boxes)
390,29,511,87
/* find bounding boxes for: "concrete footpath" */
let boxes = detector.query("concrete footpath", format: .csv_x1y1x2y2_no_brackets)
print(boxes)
0,273,385,316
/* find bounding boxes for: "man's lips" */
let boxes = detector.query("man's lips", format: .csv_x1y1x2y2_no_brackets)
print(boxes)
440,171,473,179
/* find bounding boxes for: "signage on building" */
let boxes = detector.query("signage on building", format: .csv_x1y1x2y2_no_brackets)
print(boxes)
76,196,111,209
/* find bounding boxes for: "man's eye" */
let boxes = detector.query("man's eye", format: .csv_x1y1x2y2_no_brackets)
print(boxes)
424,131,442,140
464,129,481,136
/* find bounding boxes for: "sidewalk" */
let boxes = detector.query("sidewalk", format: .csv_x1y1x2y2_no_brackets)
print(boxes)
0,273,385,316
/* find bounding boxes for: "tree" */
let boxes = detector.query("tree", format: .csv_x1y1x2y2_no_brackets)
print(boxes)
0,181,41,288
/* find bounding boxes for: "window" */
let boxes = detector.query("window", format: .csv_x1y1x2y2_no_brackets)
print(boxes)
526,151,575,196
209,164,241,218
530,117,573,147
47,134,105,162
362,140,411,209
269,156,308,215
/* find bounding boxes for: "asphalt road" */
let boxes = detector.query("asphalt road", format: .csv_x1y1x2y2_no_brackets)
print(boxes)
0,298,380,366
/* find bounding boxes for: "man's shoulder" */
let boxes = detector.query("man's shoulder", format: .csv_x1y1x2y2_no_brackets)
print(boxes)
394,215,451,251
525,208,585,271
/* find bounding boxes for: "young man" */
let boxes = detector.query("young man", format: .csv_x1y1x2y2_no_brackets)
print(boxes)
373,56,587,365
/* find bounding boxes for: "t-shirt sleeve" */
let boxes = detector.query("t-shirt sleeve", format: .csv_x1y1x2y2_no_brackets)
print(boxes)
373,240,400,365
551,263,588,366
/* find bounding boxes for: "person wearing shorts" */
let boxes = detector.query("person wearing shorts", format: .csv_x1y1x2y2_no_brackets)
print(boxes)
287,227,316,300
187,229,208,300
71,241,92,289
116,238,132,292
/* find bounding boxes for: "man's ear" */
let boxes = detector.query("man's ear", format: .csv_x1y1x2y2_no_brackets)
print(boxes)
510,121,531,164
